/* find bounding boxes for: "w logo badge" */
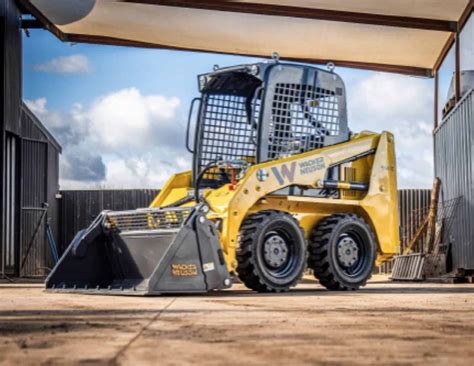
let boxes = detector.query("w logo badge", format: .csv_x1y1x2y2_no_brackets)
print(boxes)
271,162,297,185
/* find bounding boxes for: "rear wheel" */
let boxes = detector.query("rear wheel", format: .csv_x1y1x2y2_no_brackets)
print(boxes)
237,211,306,292
308,213,376,290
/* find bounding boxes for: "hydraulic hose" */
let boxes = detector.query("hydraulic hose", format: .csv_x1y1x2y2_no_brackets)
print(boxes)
194,160,250,203
194,161,219,203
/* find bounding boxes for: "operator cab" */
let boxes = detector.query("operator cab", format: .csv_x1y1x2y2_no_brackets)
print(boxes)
187,59,350,188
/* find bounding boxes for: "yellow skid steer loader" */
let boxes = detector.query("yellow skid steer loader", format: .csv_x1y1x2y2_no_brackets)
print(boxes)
46,59,399,295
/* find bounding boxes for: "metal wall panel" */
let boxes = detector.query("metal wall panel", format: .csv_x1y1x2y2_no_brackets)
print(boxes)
13,104,61,277
20,103,61,256
0,4,5,279
1,133,18,274
2,0,21,135
20,139,49,277
434,89,474,271
0,0,22,278
59,189,160,253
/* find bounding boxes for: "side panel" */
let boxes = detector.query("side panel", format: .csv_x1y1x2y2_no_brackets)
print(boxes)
434,89,474,271
149,171,192,208
360,132,400,259
219,133,382,270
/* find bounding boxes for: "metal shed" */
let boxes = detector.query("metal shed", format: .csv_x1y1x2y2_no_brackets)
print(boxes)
1,0,62,278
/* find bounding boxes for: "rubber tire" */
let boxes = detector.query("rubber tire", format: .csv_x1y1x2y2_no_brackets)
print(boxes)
308,213,376,291
237,211,307,292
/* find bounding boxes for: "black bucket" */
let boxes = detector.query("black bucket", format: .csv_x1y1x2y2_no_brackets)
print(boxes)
45,207,231,295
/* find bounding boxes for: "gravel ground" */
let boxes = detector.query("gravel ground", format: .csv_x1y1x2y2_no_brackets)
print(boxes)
0,275,473,365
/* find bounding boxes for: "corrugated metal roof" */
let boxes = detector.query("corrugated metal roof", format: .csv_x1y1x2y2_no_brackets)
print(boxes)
20,102,62,153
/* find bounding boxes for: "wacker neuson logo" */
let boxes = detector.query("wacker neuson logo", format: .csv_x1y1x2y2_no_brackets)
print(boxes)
299,157,326,174
271,162,296,185
271,157,325,185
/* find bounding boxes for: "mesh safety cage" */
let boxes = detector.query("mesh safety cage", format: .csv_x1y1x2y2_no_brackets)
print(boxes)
194,92,260,185
259,64,349,162
267,84,342,159
192,63,348,187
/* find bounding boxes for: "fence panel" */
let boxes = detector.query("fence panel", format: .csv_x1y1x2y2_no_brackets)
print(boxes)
378,189,431,273
59,189,159,252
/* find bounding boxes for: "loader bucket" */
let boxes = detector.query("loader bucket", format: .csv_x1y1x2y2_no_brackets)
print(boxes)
45,206,232,295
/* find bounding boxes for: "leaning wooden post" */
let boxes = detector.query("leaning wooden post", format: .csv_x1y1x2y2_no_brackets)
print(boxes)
425,178,441,253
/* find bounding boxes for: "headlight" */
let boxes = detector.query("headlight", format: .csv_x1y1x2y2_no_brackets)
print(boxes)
199,75,212,90
199,75,206,90
249,64,259,76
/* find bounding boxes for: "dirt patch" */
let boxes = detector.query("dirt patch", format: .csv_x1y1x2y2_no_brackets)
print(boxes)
0,276,473,365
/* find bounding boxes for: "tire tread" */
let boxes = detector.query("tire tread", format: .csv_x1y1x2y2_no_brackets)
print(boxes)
308,213,375,291
237,210,306,293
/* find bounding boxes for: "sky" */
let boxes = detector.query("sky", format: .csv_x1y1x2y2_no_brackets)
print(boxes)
22,28,446,190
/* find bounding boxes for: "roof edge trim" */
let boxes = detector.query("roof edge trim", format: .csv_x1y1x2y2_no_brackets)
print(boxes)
125,0,457,32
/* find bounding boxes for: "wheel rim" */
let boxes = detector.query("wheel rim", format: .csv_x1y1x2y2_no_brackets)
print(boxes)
263,234,289,268
336,230,368,278
261,229,298,279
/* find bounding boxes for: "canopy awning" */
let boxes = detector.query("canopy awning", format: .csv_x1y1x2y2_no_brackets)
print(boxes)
18,0,473,76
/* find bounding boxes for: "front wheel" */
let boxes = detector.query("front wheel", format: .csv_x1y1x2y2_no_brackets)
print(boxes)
237,211,307,292
308,213,377,290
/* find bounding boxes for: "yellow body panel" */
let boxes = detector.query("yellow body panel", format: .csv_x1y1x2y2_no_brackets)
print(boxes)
150,131,400,271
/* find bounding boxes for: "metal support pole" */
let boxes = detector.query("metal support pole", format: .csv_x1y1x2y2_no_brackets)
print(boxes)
434,72,439,130
455,30,461,102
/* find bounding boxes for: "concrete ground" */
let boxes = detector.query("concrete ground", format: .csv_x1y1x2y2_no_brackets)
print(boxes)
0,276,473,365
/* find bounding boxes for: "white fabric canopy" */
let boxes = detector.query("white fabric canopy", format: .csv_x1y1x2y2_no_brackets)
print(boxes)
20,0,472,76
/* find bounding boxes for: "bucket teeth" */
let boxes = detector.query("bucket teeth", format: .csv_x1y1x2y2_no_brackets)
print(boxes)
105,207,192,232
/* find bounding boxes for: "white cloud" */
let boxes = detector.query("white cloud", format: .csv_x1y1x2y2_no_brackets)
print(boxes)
349,73,433,131
26,89,187,189
348,72,434,188
103,154,189,189
33,54,92,74
88,88,181,151
26,97,48,114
